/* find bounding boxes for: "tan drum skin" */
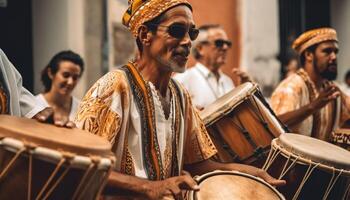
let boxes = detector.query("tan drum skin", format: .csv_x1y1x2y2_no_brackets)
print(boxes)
0,115,115,200
185,170,285,200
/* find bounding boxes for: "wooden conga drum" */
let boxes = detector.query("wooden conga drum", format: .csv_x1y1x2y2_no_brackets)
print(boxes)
332,128,350,151
200,82,287,167
263,133,350,200
185,170,285,200
0,115,115,200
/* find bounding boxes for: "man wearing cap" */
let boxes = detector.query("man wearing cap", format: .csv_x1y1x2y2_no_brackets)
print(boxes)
271,28,350,141
174,24,250,110
75,0,284,199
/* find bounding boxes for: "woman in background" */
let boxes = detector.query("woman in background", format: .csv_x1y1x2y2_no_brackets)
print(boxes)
36,50,84,121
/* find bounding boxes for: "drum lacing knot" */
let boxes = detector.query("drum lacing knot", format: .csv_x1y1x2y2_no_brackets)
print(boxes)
61,151,76,163
109,156,117,164
89,155,102,165
23,141,37,152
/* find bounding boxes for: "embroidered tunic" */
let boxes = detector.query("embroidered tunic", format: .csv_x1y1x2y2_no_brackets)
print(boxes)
270,68,350,140
75,63,217,180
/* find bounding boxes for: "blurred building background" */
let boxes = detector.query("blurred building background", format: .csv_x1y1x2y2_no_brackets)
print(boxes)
0,0,349,98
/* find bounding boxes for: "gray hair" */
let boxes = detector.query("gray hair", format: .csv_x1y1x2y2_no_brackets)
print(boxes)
191,24,222,60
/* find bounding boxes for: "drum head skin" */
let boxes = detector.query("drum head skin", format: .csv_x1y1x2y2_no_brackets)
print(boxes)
0,115,112,157
278,133,350,170
191,171,284,200
200,82,256,126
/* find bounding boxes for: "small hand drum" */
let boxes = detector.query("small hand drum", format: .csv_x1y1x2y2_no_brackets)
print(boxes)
0,115,115,200
185,170,285,200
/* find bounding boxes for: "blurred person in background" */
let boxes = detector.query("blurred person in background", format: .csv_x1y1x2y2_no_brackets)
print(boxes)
284,55,300,78
174,24,250,110
338,70,350,96
36,50,84,121
0,48,74,127
270,28,350,141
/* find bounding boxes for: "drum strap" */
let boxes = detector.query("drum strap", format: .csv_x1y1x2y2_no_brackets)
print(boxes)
252,88,289,132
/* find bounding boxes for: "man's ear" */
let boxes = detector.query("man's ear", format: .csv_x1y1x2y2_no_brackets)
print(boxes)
48,68,54,79
138,25,152,46
196,43,206,57
305,50,314,62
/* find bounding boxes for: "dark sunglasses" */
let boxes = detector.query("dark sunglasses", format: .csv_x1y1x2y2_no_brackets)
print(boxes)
213,39,232,48
202,39,232,48
149,23,199,41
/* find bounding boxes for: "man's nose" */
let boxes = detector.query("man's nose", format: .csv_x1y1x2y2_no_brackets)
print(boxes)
67,77,74,85
330,51,337,61
180,32,192,48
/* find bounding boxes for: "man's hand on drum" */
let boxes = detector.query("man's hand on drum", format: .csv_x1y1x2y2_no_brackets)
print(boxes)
228,164,286,187
143,171,199,200
255,168,286,187
33,107,75,128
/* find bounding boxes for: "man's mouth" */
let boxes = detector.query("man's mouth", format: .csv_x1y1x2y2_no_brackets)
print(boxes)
328,64,337,71
173,48,190,58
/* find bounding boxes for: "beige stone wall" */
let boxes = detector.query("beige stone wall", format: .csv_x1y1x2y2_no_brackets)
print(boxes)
331,1,350,84
32,0,102,99
108,0,136,70
240,0,280,97
84,0,104,94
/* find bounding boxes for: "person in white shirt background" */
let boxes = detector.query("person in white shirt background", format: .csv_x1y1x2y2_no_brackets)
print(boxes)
174,24,250,110
36,50,84,121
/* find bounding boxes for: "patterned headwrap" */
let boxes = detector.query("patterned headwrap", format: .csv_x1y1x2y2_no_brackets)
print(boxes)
122,0,192,37
292,27,338,55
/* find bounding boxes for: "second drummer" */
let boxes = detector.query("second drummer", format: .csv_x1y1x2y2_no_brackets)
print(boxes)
270,28,350,141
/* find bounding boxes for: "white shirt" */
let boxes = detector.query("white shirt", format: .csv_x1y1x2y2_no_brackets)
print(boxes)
35,94,80,121
129,82,176,178
174,62,235,108
0,49,46,117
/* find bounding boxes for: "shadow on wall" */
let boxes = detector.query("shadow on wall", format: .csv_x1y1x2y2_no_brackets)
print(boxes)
112,23,136,69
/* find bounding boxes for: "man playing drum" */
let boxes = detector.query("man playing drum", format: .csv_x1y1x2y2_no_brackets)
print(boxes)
0,48,74,127
75,0,285,199
271,28,350,141
174,24,250,110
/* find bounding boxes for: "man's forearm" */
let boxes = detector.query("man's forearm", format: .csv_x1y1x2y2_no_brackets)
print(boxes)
103,171,150,198
277,103,315,128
